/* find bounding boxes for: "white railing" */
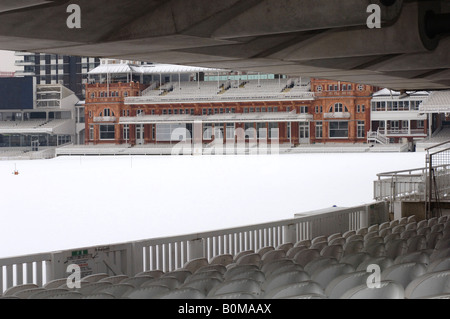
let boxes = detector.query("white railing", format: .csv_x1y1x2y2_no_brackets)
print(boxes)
0,202,387,293
126,92,315,104
374,167,429,202
368,130,390,145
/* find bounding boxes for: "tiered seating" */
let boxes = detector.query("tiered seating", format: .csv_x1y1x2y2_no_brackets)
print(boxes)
2,215,449,299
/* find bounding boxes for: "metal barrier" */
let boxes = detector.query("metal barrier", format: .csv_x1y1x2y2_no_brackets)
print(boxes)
0,202,387,293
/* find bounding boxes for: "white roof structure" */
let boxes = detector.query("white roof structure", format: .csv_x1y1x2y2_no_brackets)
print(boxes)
419,90,450,113
372,88,430,98
119,112,313,125
88,63,223,75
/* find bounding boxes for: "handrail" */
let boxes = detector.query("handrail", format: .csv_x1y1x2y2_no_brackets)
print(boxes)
0,202,386,293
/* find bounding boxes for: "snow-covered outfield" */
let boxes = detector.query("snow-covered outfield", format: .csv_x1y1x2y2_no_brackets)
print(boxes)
0,152,427,258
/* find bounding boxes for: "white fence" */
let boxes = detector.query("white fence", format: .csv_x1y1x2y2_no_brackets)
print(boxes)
0,202,388,293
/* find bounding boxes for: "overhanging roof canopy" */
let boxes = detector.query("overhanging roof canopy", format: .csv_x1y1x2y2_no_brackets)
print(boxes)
89,63,222,75
2,0,450,91
419,91,450,113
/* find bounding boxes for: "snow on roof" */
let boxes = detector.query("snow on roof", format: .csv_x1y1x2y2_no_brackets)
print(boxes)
89,63,222,75
373,88,430,98
419,90,450,113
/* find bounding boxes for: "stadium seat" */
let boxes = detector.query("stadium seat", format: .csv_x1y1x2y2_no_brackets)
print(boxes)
261,270,310,293
99,275,129,284
81,293,115,299
427,257,450,273
430,247,450,262
135,270,164,278
210,292,256,299
364,231,380,241
82,273,109,283
224,265,259,281
43,278,69,289
236,253,262,266
405,270,450,299
3,284,39,297
384,233,401,244
346,234,364,243
195,264,227,275
327,233,342,242
77,282,113,295
417,220,428,229
304,257,337,276
121,276,155,288
340,252,371,269
436,238,450,251
364,236,384,247
431,224,445,234
427,232,443,250
356,228,368,236
13,288,46,299
357,257,394,272
343,240,364,256
263,281,325,299
342,230,356,239
311,235,328,245
385,239,408,259
310,241,328,251
185,270,223,283
261,249,286,263
406,235,427,253
340,280,405,299
379,222,390,231
321,245,344,260
328,237,346,246
183,258,209,273
160,288,206,299
311,263,355,289
46,291,84,299
277,243,294,253
92,283,135,298
181,278,222,295
401,229,417,240
141,277,182,289
325,271,370,299
417,227,431,237
368,225,379,233
233,250,254,262
381,262,427,288
287,245,308,258
428,217,438,228
392,225,406,234
293,249,321,267
406,222,417,231
161,269,191,283
28,288,70,299
257,246,275,257
364,243,386,257
379,228,392,238
294,239,311,248
123,285,171,299
395,251,430,265
208,278,262,297
225,269,265,284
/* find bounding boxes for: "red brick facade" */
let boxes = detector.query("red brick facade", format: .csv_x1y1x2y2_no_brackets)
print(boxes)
85,79,378,145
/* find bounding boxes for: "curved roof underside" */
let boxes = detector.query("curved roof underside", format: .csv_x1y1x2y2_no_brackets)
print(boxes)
1,0,450,91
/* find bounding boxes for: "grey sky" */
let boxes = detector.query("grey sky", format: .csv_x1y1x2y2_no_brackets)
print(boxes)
0,50,16,72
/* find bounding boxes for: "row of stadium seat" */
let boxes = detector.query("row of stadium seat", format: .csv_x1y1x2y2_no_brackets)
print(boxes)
1,215,449,299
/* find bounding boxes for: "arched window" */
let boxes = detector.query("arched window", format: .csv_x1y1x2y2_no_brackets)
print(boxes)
100,108,114,117
329,103,349,113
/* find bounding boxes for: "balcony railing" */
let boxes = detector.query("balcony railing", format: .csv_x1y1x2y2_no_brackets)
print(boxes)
323,112,351,119
379,129,427,136
93,116,117,122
